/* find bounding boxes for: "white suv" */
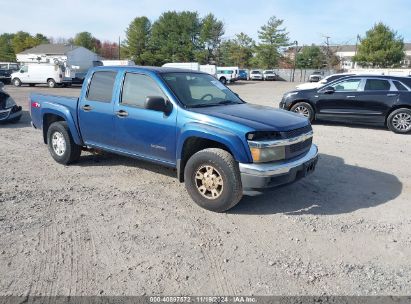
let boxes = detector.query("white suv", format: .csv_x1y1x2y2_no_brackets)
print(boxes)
250,70,263,80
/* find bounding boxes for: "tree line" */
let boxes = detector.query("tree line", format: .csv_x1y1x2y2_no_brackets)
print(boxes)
0,13,406,69
0,31,120,62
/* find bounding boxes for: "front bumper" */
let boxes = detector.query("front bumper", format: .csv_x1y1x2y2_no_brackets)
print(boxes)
0,105,22,122
239,144,318,189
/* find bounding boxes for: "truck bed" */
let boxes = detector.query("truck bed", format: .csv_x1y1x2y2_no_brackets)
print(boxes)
30,93,79,131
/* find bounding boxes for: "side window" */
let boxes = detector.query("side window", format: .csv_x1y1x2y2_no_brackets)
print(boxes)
393,81,408,91
364,79,391,91
331,79,361,91
121,73,166,108
87,71,117,103
21,66,28,73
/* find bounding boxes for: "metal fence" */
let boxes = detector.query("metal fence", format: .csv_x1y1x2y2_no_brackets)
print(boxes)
272,68,337,82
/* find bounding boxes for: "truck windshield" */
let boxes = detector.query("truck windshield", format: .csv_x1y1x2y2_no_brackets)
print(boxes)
162,72,244,108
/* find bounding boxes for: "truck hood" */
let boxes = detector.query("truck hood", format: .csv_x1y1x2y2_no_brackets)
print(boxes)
190,103,309,131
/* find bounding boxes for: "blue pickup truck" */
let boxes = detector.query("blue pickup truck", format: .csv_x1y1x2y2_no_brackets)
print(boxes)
29,66,318,212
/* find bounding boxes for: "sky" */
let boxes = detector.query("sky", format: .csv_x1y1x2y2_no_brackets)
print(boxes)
1,0,410,46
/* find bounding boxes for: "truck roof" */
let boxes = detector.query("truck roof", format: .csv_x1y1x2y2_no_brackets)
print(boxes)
91,65,207,75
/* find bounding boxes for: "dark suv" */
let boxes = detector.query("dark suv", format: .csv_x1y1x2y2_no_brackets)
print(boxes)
0,69,11,84
280,75,411,134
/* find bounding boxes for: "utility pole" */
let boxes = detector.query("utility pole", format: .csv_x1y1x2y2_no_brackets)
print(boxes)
118,36,121,60
292,40,298,82
324,35,331,70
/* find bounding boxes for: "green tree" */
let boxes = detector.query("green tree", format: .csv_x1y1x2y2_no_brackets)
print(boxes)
353,22,405,67
296,45,326,69
73,32,95,50
197,13,224,64
255,16,290,68
0,33,16,61
33,33,49,45
150,11,201,65
123,16,152,64
11,31,34,54
230,33,255,67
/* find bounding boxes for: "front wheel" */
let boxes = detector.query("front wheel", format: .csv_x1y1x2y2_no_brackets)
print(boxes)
290,102,315,122
219,77,227,85
47,121,81,164
13,78,21,87
184,148,243,212
387,108,411,134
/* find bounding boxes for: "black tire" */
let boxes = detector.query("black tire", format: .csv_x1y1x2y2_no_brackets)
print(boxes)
290,102,315,122
184,148,243,212
387,108,411,134
47,78,56,88
219,77,227,85
12,78,21,87
47,121,81,165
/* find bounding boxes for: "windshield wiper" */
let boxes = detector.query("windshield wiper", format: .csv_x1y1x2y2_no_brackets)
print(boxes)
189,103,221,108
217,100,243,105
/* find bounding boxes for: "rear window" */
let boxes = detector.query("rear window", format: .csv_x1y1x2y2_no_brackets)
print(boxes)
393,81,408,91
87,71,117,103
364,79,391,91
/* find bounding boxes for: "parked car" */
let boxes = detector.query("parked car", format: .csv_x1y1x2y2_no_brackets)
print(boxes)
11,64,71,88
280,75,411,134
309,71,324,82
263,70,278,81
0,69,11,84
249,70,263,80
217,68,234,84
0,82,22,123
238,69,249,80
0,62,20,72
29,66,318,212
296,73,356,90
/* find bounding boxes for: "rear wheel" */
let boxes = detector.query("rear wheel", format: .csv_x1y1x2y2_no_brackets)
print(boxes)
290,102,315,122
184,148,243,212
47,78,56,88
47,121,81,164
12,78,21,87
387,108,411,134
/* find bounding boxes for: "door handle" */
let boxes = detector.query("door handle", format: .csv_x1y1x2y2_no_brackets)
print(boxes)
115,110,129,118
387,93,398,97
346,96,356,99
82,105,93,111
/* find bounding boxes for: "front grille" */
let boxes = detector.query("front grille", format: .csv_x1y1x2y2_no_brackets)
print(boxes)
286,137,312,159
281,125,312,139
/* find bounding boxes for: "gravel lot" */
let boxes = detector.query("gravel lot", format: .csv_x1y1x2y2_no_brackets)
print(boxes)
0,81,410,296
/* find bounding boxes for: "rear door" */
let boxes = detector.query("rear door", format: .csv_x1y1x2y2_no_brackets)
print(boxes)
353,78,398,124
78,70,118,148
315,78,363,121
113,71,177,164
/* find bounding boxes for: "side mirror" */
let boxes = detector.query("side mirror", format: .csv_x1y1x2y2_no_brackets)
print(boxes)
20,70,24,73
323,86,335,94
145,96,172,115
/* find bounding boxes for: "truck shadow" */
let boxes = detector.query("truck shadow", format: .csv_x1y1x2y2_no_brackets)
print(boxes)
0,111,32,128
230,153,403,215
76,153,177,178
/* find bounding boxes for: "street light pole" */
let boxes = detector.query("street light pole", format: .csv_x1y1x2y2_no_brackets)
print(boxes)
292,40,298,82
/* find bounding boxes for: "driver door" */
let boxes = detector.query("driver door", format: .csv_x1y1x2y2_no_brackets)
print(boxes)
315,78,364,121
113,72,177,165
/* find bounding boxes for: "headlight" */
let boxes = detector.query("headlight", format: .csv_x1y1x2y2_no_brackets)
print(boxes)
249,146,285,163
5,97,16,109
284,92,299,99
